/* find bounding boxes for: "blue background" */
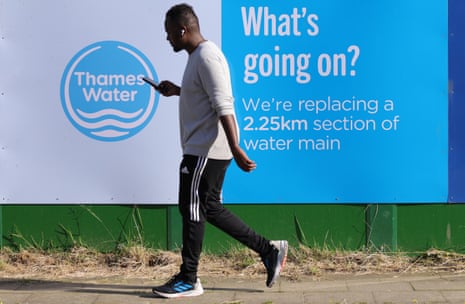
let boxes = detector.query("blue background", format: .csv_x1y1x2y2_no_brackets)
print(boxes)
222,0,448,203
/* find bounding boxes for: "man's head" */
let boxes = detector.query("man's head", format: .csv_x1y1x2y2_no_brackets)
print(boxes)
165,3,201,53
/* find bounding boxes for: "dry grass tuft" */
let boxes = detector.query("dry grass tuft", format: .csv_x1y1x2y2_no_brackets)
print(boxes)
1,246,465,281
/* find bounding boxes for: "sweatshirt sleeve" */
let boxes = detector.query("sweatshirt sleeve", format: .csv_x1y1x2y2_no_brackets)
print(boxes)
198,46,235,117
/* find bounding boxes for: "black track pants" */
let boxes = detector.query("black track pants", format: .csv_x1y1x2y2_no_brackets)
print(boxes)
178,155,272,283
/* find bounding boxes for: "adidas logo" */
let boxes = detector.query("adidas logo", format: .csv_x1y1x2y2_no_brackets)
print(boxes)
181,166,190,174
173,281,193,292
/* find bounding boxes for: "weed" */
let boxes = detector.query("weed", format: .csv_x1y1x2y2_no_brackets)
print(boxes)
80,206,116,242
4,225,38,251
294,214,308,246
56,223,84,249
114,206,144,248
218,245,258,270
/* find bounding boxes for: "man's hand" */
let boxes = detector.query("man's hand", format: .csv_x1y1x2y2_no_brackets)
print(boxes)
231,145,257,172
157,80,181,96
220,115,257,172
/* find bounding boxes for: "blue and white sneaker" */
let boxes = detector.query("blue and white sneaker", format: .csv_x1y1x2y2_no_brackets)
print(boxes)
262,240,288,287
152,274,204,298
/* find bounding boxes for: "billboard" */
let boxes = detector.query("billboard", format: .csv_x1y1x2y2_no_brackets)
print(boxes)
0,0,453,204
222,1,448,203
0,0,217,203
448,0,465,203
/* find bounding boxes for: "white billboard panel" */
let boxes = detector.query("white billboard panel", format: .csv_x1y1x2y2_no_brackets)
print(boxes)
0,0,220,203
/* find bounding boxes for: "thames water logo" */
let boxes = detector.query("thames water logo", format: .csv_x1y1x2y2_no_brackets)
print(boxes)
60,40,159,141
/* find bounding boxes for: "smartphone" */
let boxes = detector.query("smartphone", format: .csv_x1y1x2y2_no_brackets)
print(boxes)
142,76,159,90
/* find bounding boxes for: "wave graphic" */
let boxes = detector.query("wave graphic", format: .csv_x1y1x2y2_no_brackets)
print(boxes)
91,129,129,138
77,108,143,120
63,44,156,139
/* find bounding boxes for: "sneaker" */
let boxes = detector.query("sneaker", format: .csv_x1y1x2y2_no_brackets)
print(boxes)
152,274,204,298
262,240,288,287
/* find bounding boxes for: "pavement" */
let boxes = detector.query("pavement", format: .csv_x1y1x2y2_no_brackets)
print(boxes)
1,272,465,304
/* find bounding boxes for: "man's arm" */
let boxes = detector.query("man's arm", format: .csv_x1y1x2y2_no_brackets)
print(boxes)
220,115,256,172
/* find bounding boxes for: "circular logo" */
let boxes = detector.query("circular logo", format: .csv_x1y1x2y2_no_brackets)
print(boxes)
60,40,159,141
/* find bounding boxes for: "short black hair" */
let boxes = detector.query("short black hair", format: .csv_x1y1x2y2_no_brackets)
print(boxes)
166,3,200,30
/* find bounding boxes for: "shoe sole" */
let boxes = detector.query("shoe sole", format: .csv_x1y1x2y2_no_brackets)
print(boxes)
153,289,204,298
267,240,288,287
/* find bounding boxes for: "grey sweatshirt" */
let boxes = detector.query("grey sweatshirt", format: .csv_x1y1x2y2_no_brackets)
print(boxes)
179,40,236,160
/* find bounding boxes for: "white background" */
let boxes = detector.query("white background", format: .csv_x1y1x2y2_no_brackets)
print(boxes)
0,0,221,203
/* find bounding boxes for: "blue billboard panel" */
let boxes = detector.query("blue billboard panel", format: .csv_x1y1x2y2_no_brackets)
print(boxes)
222,1,448,203
448,0,465,203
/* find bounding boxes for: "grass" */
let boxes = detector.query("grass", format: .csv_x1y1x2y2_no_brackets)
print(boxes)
1,244,465,281
4,206,149,253
3,207,465,281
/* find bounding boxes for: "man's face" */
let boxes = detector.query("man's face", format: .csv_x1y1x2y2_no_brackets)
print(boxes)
164,18,184,53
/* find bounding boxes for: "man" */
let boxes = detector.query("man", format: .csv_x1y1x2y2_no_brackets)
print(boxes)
151,3,288,298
